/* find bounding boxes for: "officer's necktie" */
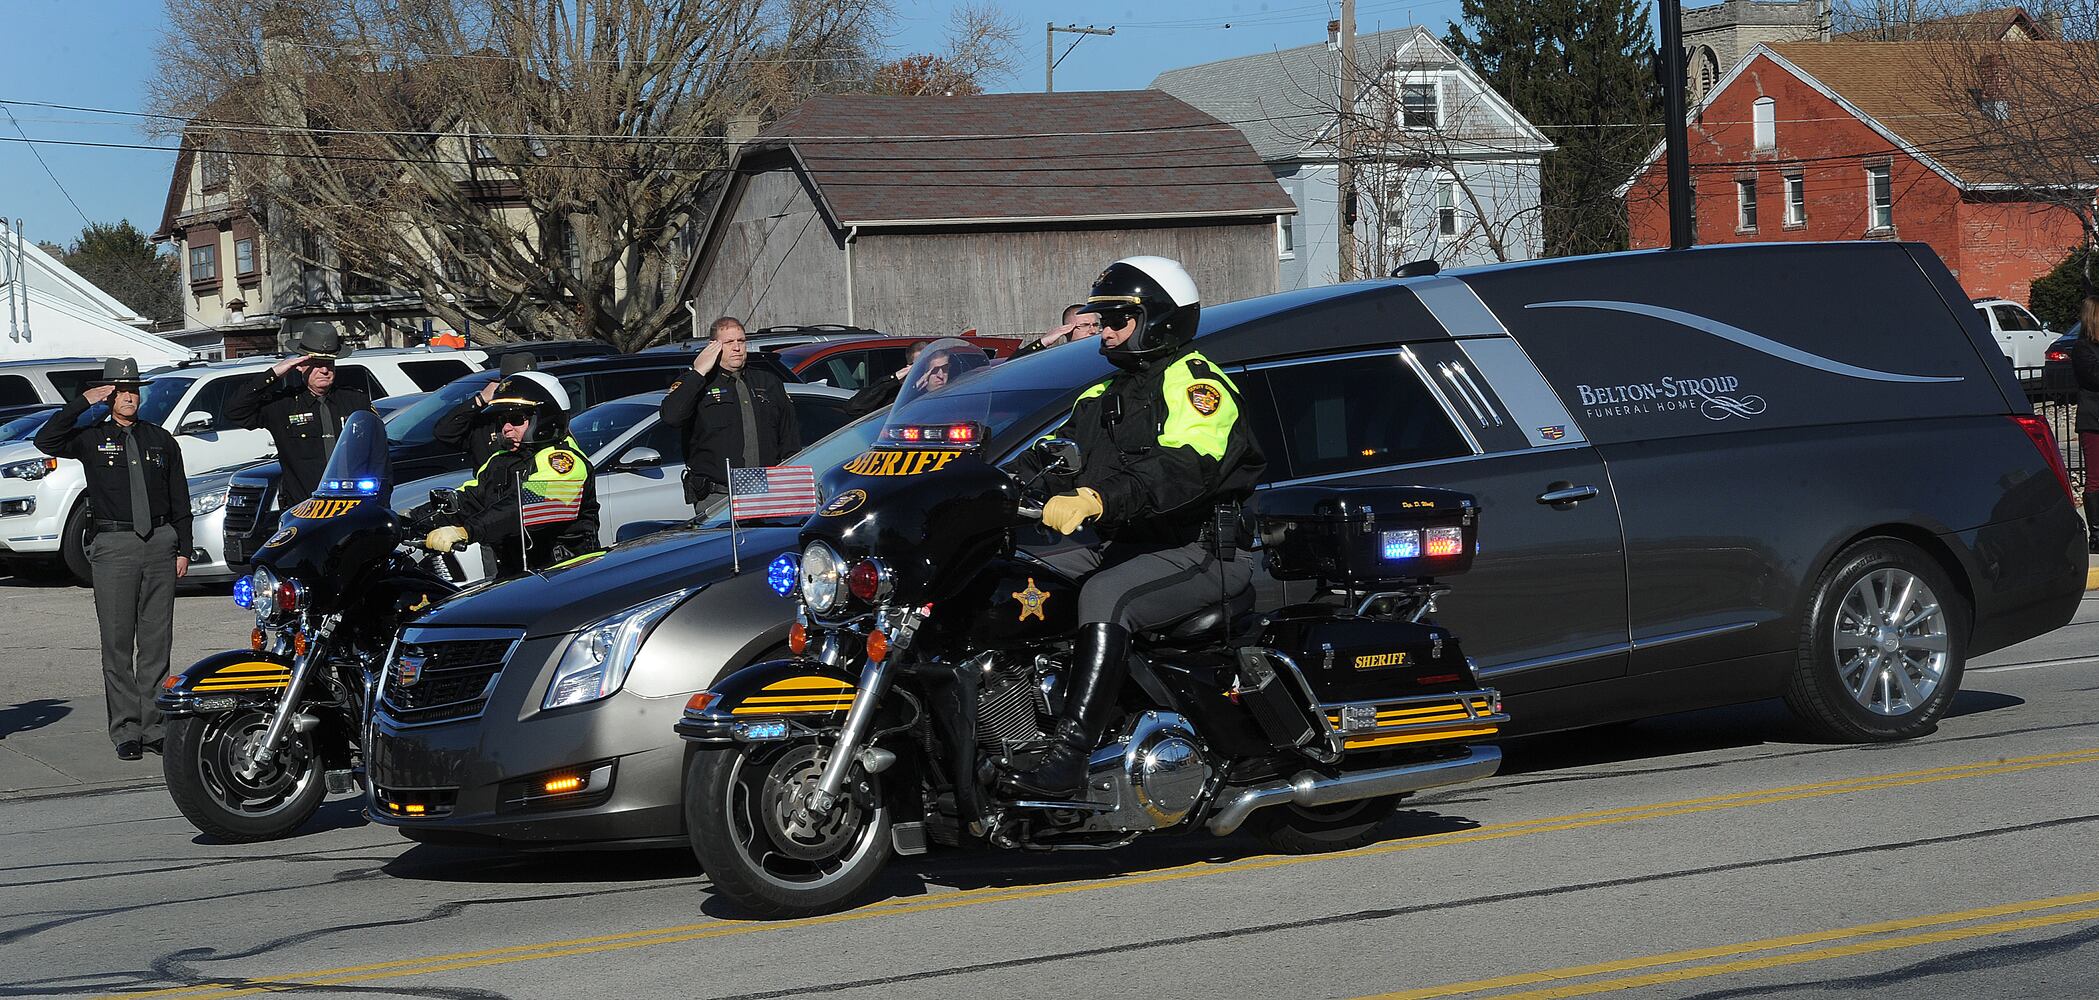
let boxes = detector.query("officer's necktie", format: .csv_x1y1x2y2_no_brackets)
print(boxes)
122,427,152,539
315,395,337,460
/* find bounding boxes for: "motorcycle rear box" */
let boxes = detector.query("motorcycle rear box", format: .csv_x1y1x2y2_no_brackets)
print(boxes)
1256,485,1477,587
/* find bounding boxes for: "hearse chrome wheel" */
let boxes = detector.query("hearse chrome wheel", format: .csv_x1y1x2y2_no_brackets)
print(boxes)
1831,567,1949,716
1786,538,1968,743
686,739,892,919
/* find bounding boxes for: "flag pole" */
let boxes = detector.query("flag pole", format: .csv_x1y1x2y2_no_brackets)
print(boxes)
516,471,528,573
726,459,740,574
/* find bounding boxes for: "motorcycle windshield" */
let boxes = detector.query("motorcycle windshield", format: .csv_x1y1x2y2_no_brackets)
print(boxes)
310,410,393,504
881,339,996,447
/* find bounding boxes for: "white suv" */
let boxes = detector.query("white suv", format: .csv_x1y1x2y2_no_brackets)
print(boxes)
0,347,485,582
1974,298,2052,374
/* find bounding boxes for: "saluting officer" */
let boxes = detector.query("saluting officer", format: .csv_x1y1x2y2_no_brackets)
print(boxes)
433,352,540,467
227,329,374,509
423,372,599,577
35,359,191,761
660,317,799,515
1000,257,1265,798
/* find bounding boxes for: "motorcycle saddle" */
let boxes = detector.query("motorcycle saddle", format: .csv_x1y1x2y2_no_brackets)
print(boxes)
1135,585,1255,646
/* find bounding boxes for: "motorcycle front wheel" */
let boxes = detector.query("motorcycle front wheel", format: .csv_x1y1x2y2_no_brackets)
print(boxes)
163,709,325,842
686,738,892,918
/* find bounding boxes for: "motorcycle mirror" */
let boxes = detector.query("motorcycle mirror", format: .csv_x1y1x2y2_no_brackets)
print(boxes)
1034,436,1082,475
428,487,461,513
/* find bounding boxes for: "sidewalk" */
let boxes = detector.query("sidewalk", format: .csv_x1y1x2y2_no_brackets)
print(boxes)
0,581,251,801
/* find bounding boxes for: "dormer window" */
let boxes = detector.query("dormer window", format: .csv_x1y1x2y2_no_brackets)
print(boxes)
1400,81,1439,129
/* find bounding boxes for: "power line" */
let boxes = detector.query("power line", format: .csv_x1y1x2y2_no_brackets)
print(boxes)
1,105,91,228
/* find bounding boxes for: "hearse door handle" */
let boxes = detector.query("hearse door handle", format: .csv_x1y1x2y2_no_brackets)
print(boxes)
1537,482,1600,507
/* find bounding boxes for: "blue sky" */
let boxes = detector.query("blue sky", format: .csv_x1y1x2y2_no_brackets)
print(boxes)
0,0,1468,249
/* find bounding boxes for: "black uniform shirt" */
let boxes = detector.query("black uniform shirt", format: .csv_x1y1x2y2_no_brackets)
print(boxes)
34,396,193,551
660,365,800,495
226,371,375,506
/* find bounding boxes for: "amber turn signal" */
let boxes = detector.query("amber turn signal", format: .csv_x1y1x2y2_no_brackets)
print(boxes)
291,632,309,658
542,775,584,794
865,629,889,663
250,628,265,651
787,621,808,655
685,691,719,714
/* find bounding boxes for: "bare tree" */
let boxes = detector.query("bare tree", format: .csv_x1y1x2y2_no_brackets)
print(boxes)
1921,29,2099,287
153,0,1011,351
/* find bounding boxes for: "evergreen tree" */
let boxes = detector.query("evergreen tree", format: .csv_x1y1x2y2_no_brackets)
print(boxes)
2028,244,2093,331
60,221,182,328
1448,0,1661,256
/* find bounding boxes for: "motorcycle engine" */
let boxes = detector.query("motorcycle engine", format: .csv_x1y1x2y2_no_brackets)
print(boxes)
975,654,1053,752
1070,711,1212,833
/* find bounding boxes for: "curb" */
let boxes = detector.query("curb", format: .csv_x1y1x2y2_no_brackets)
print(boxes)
2089,566,2099,591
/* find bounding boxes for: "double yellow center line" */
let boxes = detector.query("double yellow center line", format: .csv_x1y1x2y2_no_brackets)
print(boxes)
1359,888,2099,999
95,746,2099,1000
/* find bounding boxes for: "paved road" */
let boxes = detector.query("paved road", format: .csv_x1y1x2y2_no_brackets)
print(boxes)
3,590,2097,999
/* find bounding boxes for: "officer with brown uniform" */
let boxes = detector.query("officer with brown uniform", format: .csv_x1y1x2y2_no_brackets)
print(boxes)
227,329,374,509
35,359,191,761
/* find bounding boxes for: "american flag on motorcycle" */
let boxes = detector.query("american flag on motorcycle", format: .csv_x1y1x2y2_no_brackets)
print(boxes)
518,477,585,527
730,465,819,521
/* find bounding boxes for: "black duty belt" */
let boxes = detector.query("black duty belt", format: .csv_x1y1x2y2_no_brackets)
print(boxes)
94,517,171,532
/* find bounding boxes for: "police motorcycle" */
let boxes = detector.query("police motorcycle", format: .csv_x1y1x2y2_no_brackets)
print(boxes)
156,411,464,841
676,348,1509,917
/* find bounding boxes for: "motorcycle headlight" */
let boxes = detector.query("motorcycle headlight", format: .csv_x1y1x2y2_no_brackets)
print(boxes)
250,565,278,622
799,541,842,613
0,457,55,481
543,590,691,710
191,489,228,516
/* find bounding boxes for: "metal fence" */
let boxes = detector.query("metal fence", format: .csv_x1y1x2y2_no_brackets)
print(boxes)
2019,366,2083,493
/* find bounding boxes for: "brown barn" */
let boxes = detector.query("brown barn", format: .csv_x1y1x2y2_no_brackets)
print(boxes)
675,92,1296,340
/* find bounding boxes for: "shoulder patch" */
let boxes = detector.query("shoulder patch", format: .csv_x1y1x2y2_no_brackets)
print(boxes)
547,452,576,475
1186,382,1222,417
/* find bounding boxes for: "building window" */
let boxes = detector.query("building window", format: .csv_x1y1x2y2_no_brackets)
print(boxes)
1435,179,1457,239
1784,174,1805,225
1737,179,1758,231
1400,82,1439,129
189,243,218,283
1278,213,1295,258
234,238,257,277
1866,165,1893,231
1752,97,1776,150
200,148,229,191
466,130,497,163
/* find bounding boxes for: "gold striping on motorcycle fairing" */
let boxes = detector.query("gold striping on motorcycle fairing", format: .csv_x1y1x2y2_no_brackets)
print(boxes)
189,661,294,692
726,676,858,715
87,747,2099,1000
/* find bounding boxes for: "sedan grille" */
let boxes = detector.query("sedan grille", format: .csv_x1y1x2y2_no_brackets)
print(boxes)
222,484,269,538
380,635,519,726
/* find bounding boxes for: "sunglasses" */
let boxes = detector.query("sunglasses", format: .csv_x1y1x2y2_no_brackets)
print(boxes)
500,414,531,427
925,364,951,375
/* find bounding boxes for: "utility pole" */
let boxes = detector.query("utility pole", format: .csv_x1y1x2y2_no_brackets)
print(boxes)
1658,0,1694,249
1046,23,1114,93
1335,0,1359,281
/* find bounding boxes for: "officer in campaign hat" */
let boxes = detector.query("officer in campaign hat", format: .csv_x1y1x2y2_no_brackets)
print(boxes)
227,328,375,508
423,371,599,577
35,359,192,761
434,351,540,467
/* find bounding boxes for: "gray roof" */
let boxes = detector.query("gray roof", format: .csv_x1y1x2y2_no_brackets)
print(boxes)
1151,27,1549,163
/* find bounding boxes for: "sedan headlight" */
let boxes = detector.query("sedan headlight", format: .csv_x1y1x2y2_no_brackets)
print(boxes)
543,590,691,710
799,541,842,613
191,489,228,516
1,457,55,481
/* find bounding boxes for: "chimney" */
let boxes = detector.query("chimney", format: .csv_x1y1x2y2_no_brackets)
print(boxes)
2043,11,2064,39
1327,19,1341,51
1977,52,2012,121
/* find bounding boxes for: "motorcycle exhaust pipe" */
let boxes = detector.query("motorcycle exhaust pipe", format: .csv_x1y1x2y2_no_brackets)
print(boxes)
1206,745,1502,837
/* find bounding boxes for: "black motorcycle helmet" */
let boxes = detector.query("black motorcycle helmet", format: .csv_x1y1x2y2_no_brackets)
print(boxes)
480,371,570,447
1078,255,1201,371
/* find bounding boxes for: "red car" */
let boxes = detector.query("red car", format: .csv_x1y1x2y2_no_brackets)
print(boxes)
776,335,1022,391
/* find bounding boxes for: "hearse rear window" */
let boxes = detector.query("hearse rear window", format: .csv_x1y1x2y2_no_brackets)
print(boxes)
1239,354,1472,481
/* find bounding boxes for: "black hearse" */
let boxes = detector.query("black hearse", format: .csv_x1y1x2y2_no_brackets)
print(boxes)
367,241,2081,848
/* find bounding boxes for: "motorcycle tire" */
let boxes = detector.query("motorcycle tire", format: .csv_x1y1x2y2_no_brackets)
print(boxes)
1243,795,1400,855
163,710,326,843
685,739,892,919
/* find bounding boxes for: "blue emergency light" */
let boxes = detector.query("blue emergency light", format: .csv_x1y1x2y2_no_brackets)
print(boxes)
767,552,801,598
232,574,254,609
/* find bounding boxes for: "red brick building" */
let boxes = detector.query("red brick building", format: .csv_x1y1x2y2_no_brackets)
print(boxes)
1625,42,2085,306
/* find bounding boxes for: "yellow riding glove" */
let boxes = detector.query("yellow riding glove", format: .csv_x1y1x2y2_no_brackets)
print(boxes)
1041,488,1104,536
424,525,470,552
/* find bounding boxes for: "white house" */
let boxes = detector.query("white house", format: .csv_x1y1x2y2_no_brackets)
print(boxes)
0,221,186,364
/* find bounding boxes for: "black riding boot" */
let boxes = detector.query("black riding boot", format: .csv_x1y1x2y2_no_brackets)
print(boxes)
1001,622,1129,798
2086,495,2099,553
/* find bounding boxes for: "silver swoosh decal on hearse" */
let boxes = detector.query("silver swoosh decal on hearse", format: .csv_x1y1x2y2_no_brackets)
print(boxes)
1525,300,1963,384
